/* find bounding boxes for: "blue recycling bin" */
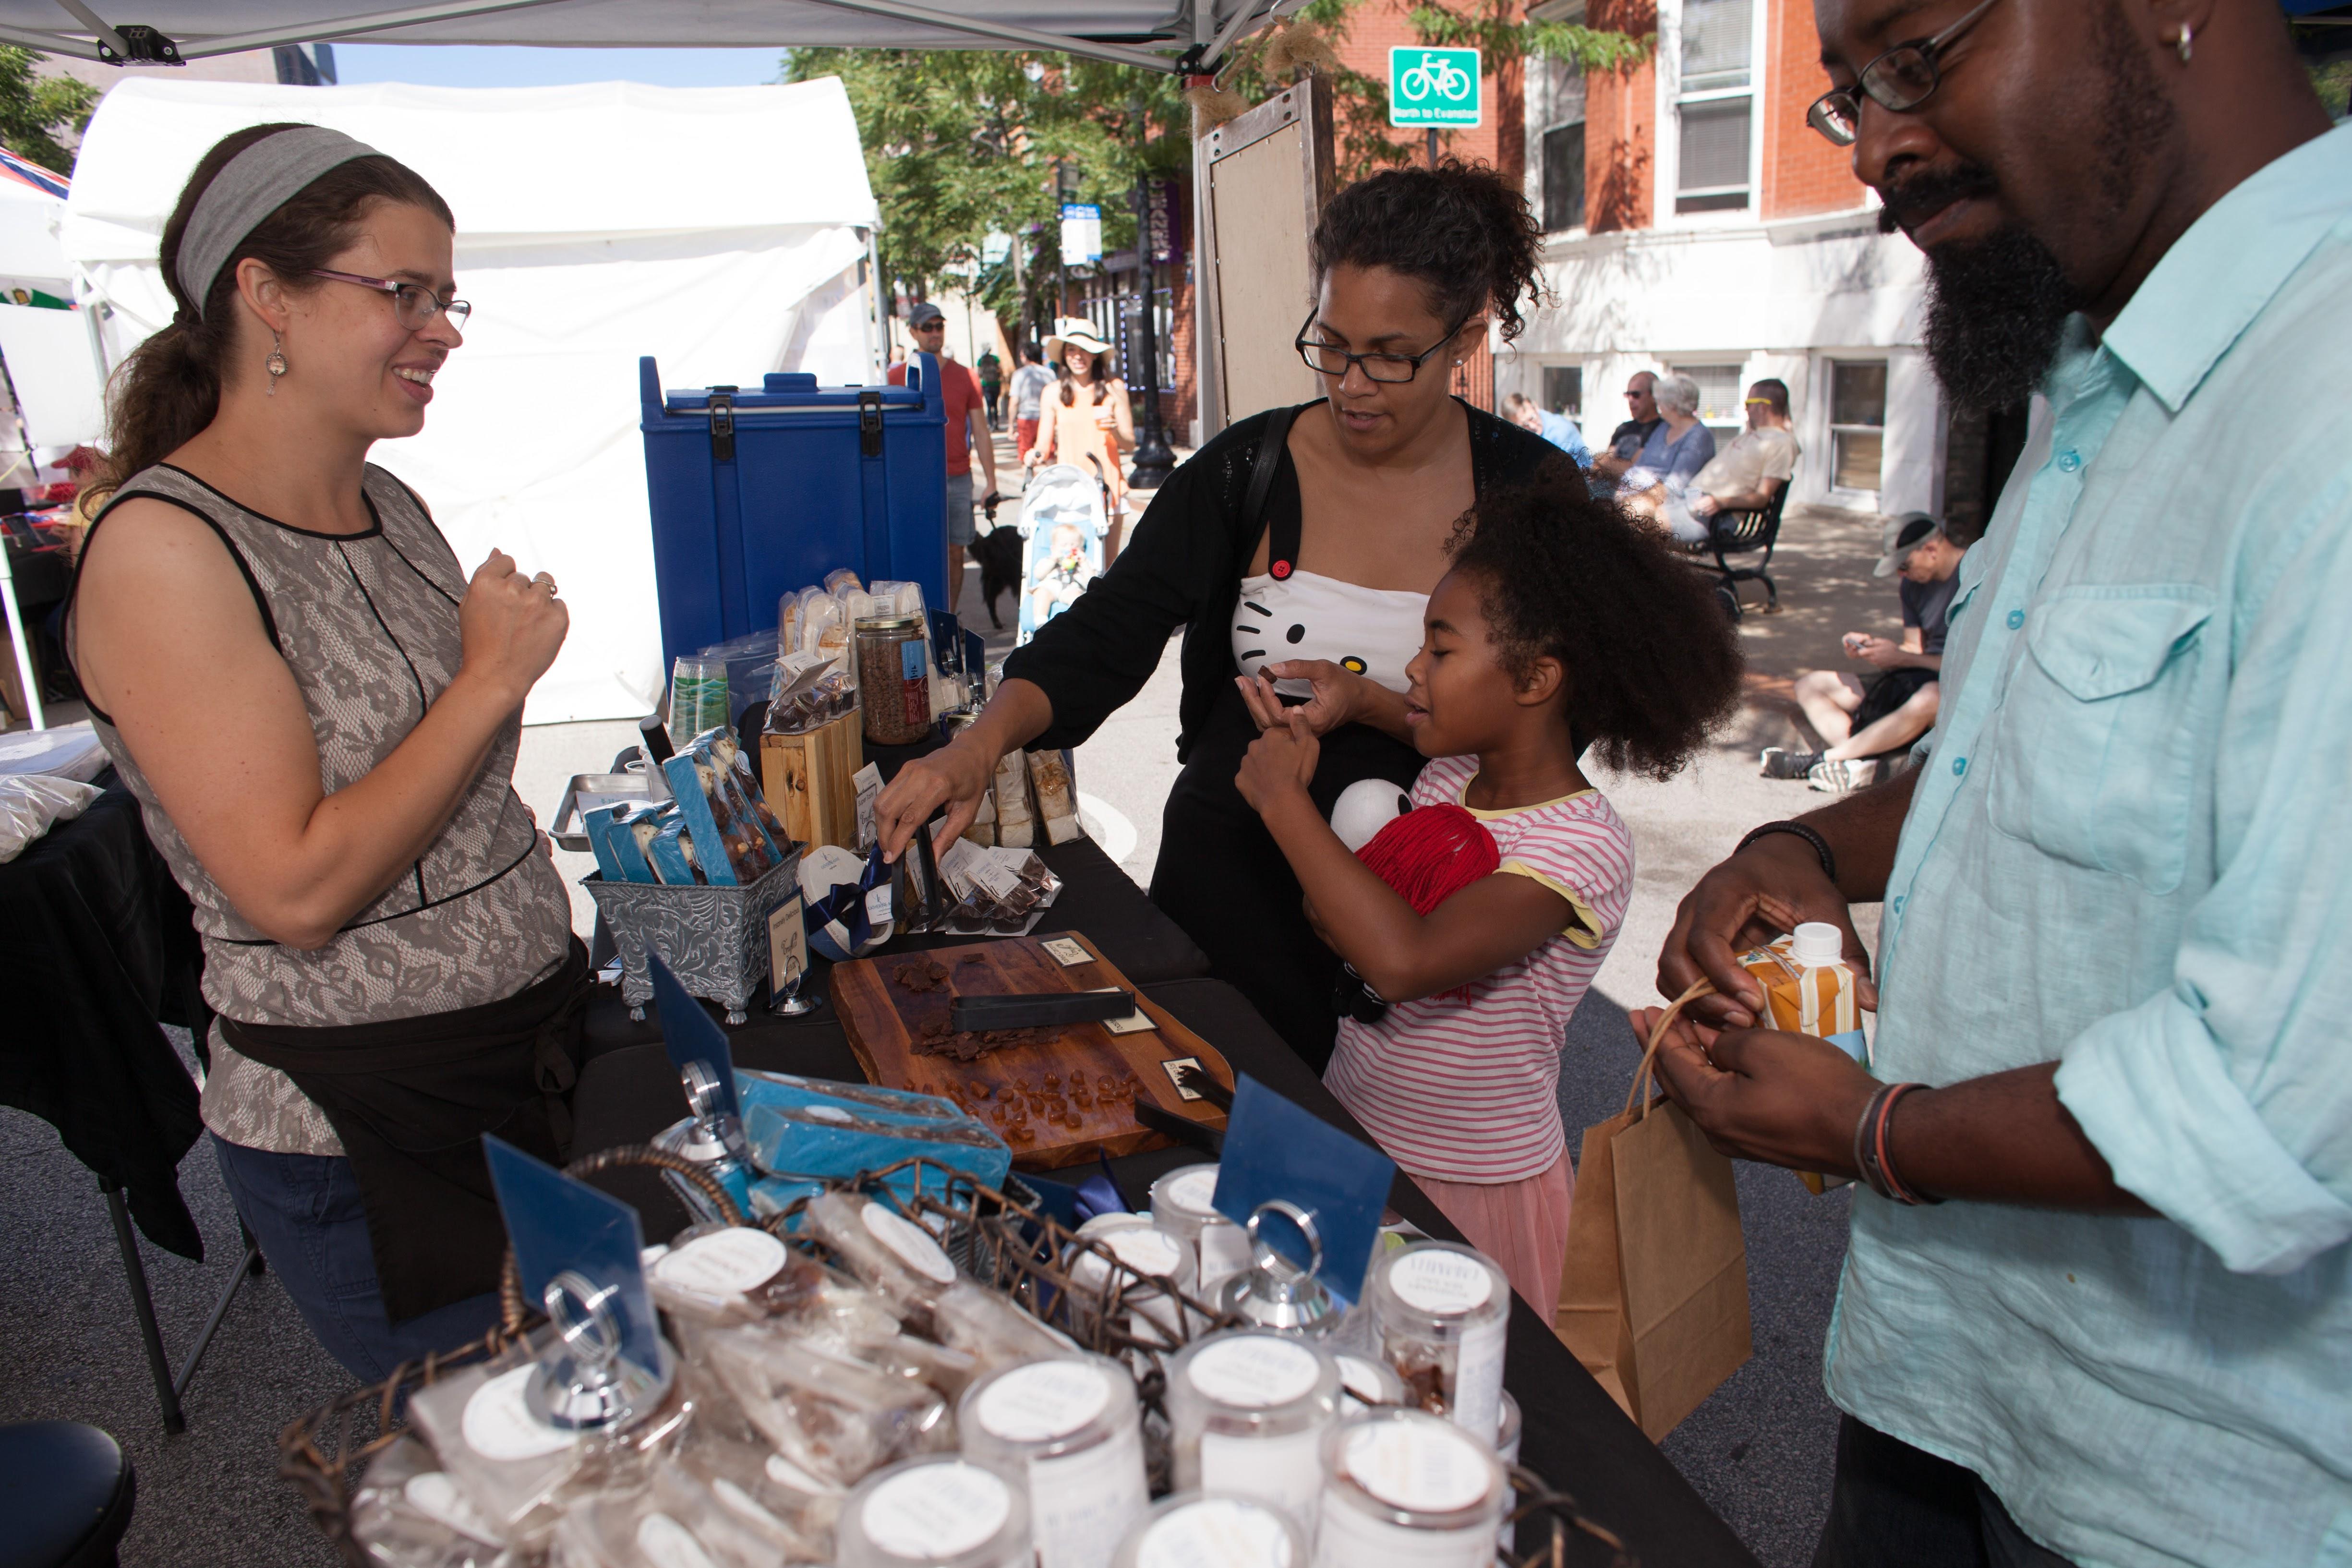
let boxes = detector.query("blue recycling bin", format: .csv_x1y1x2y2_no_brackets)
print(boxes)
639,354,948,669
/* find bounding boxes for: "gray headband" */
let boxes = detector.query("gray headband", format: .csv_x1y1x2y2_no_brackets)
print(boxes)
176,126,382,314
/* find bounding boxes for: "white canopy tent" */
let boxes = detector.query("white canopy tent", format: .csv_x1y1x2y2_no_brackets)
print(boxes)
0,176,106,454
0,0,1288,72
62,76,884,722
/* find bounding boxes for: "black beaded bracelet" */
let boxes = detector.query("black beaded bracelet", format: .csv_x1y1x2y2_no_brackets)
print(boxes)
1737,820,1838,886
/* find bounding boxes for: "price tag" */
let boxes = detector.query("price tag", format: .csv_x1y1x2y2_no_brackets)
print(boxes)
767,895,807,991
968,851,1022,902
1040,937,1091,966
866,886,894,925
936,837,985,901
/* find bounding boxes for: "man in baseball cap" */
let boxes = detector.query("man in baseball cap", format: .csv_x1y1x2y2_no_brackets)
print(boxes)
889,301,999,611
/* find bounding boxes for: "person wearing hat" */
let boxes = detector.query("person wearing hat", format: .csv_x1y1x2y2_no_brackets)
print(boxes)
1025,316,1136,558
1762,513,1963,792
889,301,999,611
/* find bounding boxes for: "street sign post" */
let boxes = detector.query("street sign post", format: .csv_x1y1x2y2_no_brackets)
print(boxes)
1387,46,1482,130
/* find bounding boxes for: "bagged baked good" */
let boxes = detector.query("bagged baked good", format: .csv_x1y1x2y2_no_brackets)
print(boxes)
992,749,1036,848
1027,748,1085,845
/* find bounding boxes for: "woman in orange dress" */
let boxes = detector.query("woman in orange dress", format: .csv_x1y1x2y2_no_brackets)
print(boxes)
1024,319,1136,560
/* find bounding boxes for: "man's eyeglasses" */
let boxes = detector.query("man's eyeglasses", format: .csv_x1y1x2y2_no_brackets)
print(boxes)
1807,0,2003,147
1294,307,1472,384
311,269,471,331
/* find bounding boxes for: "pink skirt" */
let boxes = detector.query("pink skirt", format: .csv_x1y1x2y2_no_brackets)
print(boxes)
1409,1151,1574,1315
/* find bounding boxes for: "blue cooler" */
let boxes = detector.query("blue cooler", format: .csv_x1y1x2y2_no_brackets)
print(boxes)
639,354,949,667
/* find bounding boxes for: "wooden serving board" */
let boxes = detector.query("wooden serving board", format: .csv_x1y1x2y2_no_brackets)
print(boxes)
830,932,1233,1170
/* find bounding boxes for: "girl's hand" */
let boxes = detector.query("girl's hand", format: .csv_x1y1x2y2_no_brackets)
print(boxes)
1236,661,1373,738
1236,710,1319,815
459,549,569,707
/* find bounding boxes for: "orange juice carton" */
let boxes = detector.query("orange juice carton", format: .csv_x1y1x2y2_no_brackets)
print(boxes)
1737,922,1868,1194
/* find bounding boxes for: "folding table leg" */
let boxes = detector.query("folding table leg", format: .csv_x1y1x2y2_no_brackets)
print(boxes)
101,1179,185,1434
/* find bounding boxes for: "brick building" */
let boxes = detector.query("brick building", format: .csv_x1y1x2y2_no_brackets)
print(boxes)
1502,0,1985,528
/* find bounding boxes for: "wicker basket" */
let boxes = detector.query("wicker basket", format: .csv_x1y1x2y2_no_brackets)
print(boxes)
278,1147,1630,1567
584,849,803,1024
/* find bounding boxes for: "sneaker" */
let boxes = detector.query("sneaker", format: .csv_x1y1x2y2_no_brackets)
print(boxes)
1760,747,1822,780
1807,758,1880,793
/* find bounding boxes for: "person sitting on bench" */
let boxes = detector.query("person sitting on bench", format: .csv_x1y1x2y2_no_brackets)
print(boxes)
1763,514,1964,793
1654,378,1799,544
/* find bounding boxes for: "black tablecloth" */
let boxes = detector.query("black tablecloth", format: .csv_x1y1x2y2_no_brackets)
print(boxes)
0,779,212,1257
570,978,1757,1567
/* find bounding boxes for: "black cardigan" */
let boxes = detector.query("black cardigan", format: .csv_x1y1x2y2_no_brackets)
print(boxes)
1004,398,1568,761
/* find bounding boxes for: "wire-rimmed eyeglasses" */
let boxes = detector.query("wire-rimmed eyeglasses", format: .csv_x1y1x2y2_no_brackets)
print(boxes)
1294,306,1472,384
311,269,472,331
1807,0,2004,147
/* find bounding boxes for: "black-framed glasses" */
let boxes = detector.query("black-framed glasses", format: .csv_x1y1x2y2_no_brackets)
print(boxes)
1294,306,1473,384
1807,0,2003,147
311,268,472,331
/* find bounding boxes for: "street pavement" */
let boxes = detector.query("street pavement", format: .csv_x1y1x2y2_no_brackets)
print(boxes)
0,430,1908,1565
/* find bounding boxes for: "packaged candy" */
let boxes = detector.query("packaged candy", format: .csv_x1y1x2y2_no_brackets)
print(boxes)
702,1326,951,1488
958,1353,1149,1568
585,800,666,885
672,1426,844,1557
1109,1494,1305,1568
1027,749,1084,846
1308,1409,1507,1568
737,1068,968,1129
1165,1330,1340,1532
645,1224,828,1328
802,1191,1068,1370
1066,1215,1194,1352
836,1457,1033,1568
1148,1165,1251,1303
404,1348,587,1538
742,1098,1013,1196
647,814,704,886
1363,1241,1509,1439
663,729,785,888
992,751,1036,849
347,1436,507,1568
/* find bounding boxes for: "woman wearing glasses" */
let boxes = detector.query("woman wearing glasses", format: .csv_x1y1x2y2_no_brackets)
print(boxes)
67,125,581,1378
876,162,1565,1068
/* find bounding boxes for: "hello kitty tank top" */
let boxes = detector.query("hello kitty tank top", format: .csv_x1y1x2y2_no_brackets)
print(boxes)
1230,567,1427,698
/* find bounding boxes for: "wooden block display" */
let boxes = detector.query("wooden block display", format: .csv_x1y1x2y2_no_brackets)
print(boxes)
760,708,863,852
830,931,1233,1171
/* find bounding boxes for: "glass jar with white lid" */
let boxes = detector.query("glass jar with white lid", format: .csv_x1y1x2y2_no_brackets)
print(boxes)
1165,1328,1340,1532
1069,1213,1196,1350
1109,1492,1306,1568
957,1352,1149,1568
1147,1164,1252,1299
1309,1408,1508,1568
1363,1240,1509,1437
835,1456,1032,1568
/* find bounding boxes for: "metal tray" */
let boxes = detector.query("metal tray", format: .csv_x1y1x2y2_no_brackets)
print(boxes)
547,768,669,852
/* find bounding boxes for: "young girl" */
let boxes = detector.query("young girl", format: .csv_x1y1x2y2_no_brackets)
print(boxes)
1233,473,1742,1310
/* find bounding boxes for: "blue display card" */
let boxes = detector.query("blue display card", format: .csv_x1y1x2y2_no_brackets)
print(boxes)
646,948,739,1123
482,1135,665,1376
1213,1074,1394,1307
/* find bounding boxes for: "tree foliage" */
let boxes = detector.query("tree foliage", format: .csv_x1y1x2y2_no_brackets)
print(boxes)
789,0,1645,339
0,48,95,175
1409,1,1653,73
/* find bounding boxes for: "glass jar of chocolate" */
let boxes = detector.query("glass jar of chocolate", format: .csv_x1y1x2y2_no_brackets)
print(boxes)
854,614,932,746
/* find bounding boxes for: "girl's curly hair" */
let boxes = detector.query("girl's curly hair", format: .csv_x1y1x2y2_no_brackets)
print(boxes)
1447,477,1745,780
1310,158,1548,342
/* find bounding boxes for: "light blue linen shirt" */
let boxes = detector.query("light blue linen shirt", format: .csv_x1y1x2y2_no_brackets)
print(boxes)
1829,122,2352,1568
1538,409,1593,468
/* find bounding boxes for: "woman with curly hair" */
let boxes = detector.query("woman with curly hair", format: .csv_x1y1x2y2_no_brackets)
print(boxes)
876,161,1568,1068
1233,473,1741,1307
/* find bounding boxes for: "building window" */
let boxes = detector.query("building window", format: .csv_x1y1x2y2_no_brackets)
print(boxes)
1542,365,1583,419
1542,122,1586,233
1830,359,1888,494
1673,362,1746,439
1676,0,1753,215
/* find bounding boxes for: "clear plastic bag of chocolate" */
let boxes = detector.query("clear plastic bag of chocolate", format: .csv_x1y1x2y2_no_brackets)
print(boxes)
670,1425,845,1557
645,1223,830,1328
803,1190,1071,1368
701,1325,951,1488
347,1435,511,1568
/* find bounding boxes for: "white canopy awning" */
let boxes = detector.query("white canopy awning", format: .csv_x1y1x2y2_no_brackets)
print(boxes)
0,0,1291,73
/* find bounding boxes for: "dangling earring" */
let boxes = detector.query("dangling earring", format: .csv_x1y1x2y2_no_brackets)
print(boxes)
265,333,288,396
2169,20,2192,64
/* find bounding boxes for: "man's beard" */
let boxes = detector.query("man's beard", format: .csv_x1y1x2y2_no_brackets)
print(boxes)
1891,191,2077,413
1876,0,2174,412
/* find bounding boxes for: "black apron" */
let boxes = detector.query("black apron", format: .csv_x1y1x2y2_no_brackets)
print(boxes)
221,938,591,1323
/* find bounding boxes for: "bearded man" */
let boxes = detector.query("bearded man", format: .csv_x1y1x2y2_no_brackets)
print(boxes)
1642,2,2349,1564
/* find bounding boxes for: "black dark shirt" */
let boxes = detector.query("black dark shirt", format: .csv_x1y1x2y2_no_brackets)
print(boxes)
1608,416,1663,460
1901,571,1960,659
1004,398,1567,759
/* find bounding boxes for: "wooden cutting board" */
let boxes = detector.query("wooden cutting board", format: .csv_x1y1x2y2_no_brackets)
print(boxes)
831,931,1232,1170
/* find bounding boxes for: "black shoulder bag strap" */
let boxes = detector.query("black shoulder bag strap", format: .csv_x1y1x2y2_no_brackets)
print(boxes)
1243,403,1301,579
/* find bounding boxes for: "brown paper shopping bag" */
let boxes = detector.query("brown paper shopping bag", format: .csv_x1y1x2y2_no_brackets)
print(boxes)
1556,984,1752,1440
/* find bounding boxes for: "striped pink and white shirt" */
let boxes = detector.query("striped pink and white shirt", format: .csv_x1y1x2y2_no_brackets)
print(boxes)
1323,752,1633,1183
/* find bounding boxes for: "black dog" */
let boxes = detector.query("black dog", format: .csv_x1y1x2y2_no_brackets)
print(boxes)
967,525,1024,630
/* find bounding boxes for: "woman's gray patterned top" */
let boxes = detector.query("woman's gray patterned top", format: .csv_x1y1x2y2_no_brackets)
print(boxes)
79,463,574,1155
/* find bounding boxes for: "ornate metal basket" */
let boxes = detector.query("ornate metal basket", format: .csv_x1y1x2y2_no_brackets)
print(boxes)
279,1149,1629,1566
584,849,802,1024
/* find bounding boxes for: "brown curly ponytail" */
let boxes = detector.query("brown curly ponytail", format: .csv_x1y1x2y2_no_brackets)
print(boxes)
98,123,453,493
1309,158,1548,342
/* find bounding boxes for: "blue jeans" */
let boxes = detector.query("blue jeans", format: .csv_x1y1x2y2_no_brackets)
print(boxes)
211,1135,502,1382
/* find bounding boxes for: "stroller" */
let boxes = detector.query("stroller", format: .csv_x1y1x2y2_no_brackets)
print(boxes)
1014,461,1111,648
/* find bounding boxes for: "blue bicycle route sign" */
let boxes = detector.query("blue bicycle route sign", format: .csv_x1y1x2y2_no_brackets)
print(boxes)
1388,46,1483,129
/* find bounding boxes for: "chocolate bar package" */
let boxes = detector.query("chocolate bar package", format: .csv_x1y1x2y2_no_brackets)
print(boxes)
647,815,704,886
